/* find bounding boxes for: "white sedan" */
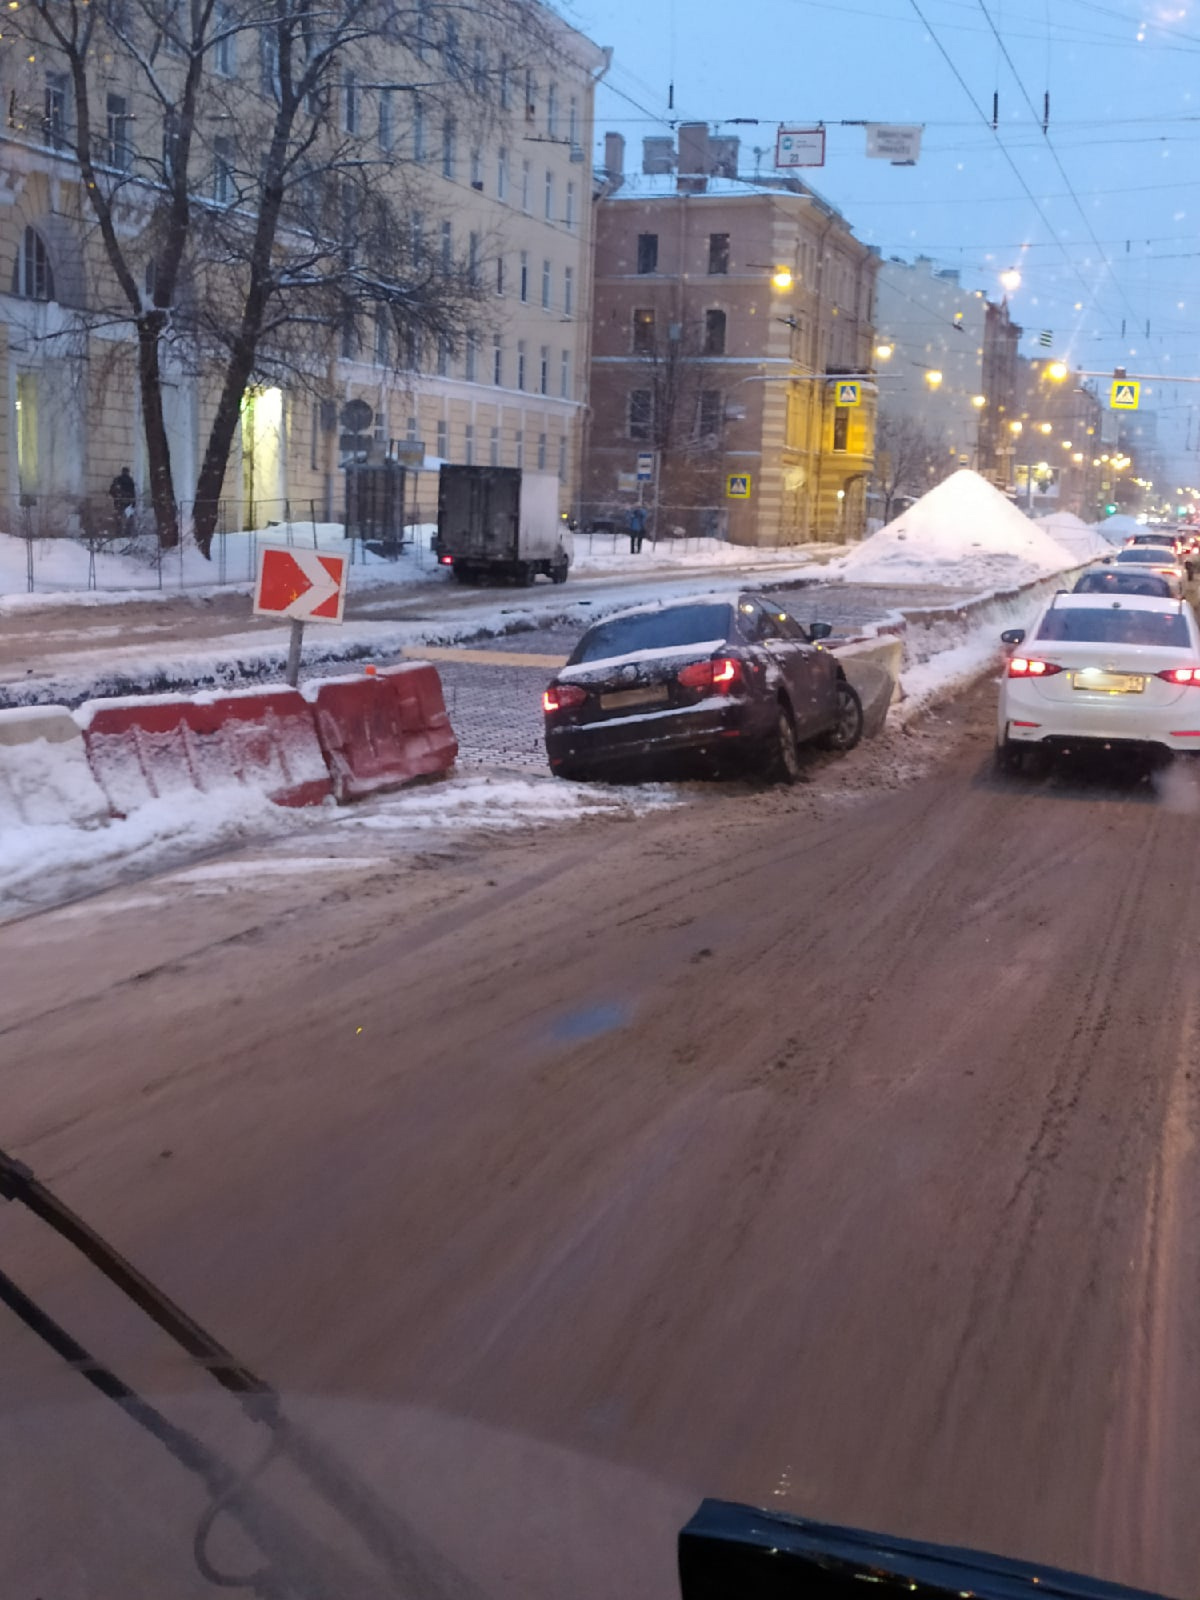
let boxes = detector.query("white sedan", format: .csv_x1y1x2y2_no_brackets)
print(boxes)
996,592,1200,770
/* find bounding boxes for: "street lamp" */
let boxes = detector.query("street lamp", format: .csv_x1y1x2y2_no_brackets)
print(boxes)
875,342,894,362
771,267,793,291
924,369,943,388
1061,440,1072,450
971,394,987,408
1073,452,1084,464
1009,420,1023,435
1045,360,1069,382
1000,268,1022,293
1038,422,1052,435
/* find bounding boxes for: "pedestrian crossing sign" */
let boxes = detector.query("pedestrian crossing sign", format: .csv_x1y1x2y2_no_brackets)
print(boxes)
1111,380,1140,410
726,474,752,499
835,381,862,407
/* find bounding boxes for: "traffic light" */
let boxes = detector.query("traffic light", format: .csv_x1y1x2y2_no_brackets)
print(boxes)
1105,503,1118,516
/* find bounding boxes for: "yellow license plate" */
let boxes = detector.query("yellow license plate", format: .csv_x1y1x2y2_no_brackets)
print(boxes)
1072,671,1145,694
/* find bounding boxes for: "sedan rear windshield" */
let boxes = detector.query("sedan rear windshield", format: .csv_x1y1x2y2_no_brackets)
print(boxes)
1116,547,1175,564
1036,607,1190,646
568,604,732,665
1074,572,1171,595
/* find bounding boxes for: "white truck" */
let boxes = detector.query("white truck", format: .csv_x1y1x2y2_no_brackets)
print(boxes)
434,466,572,585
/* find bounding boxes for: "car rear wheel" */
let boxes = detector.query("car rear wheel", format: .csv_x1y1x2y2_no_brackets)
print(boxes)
768,704,803,784
820,680,864,753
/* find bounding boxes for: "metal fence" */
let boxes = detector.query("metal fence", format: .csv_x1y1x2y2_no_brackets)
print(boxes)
1,494,437,596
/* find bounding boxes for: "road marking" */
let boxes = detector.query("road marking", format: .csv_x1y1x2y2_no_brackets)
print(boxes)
401,645,568,668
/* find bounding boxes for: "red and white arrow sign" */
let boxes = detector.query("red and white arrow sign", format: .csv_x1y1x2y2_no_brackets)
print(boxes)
253,546,347,624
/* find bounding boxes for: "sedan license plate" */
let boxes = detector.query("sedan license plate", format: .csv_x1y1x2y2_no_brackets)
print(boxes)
1071,670,1146,695
599,685,669,711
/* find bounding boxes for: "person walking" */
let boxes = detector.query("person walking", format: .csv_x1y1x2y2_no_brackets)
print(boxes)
627,504,647,554
109,467,136,525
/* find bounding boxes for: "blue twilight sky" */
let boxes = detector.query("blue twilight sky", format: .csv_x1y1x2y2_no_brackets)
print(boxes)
565,0,1200,477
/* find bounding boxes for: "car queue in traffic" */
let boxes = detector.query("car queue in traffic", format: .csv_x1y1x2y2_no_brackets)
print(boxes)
996,526,1200,774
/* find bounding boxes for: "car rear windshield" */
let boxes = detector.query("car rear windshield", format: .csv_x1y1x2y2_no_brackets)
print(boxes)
1074,572,1170,595
1116,547,1174,564
568,604,732,664
1036,607,1190,646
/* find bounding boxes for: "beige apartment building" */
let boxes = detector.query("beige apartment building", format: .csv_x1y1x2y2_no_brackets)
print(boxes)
0,3,607,539
584,126,879,546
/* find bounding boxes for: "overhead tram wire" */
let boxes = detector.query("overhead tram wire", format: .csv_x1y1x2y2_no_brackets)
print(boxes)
905,0,1123,336
974,0,1148,336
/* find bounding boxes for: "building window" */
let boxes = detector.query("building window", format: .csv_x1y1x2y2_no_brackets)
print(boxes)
833,409,849,452
470,146,482,187
568,95,579,150
342,71,359,134
537,431,547,470
519,251,529,302
441,115,455,179
260,29,280,97
495,254,505,295
406,415,418,443
379,88,394,151
43,72,69,150
375,313,390,365
436,418,448,459
563,266,574,316
441,220,452,270
499,53,511,109
524,68,536,120
472,37,486,94
497,146,508,200
541,259,552,309
106,93,131,169
441,16,460,78
213,135,233,202
413,98,426,161
493,335,503,386
521,160,531,212
632,308,656,354
310,400,320,472
468,231,480,285
517,339,527,390
13,227,54,301
415,0,432,59
465,331,478,382
437,334,450,376
546,83,557,137
465,423,475,464
544,169,554,221
629,389,653,440
636,233,659,275
566,182,576,228
539,345,549,394
490,425,500,465
704,309,726,355
558,432,568,481
214,6,235,74
697,389,723,441
708,232,730,274
515,429,524,468
560,349,570,398
162,109,182,182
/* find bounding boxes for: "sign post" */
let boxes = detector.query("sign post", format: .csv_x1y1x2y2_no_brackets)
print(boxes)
254,545,349,686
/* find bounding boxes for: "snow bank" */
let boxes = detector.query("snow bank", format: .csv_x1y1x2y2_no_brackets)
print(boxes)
1032,512,1112,565
835,470,1077,589
1093,512,1142,544
572,535,836,575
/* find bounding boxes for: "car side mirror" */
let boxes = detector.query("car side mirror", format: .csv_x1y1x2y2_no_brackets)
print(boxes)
1000,628,1025,646
807,621,833,642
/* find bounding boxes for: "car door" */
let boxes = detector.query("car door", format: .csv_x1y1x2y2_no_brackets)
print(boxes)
743,600,824,736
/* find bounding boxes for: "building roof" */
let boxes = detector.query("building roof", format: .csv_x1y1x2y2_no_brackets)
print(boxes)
600,168,850,224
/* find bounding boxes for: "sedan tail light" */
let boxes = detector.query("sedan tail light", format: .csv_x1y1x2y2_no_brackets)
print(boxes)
1007,657,1064,678
439,554,453,565
543,683,588,713
677,655,745,693
1156,666,1200,685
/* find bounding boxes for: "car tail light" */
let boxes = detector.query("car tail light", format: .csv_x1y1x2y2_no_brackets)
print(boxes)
439,554,453,565
1157,666,1200,685
677,655,745,693
1007,657,1063,678
543,683,587,713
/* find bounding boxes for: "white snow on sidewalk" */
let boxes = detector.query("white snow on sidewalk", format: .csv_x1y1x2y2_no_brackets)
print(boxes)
833,470,1080,590
1032,512,1112,565
572,534,840,575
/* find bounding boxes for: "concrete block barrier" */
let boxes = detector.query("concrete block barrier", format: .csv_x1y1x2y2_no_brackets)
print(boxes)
305,662,458,803
79,687,332,815
0,706,110,828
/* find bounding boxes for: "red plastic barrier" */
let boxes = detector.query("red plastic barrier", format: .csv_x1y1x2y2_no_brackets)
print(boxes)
80,688,333,815
306,663,458,803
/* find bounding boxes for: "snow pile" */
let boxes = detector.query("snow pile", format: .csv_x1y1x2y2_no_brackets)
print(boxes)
1032,512,1112,565
0,715,109,829
572,535,835,575
836,470,1078,589
336,772,679,832
0,521,443,607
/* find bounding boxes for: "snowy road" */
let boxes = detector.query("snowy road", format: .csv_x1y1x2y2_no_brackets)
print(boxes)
3,679,1200,1598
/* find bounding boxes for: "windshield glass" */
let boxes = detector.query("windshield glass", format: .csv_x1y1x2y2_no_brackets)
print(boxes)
1116,547,1176,564
1036,607,1190,646
1074,571,1170,595
567,604,733,664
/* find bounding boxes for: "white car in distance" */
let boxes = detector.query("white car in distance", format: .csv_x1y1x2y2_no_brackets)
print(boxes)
997,592,1200,771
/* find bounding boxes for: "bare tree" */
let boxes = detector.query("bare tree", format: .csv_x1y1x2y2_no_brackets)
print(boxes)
874,411,945,524
631,309,725,527
13,0,543,552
